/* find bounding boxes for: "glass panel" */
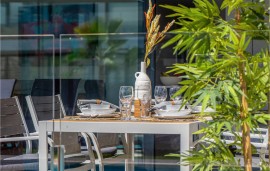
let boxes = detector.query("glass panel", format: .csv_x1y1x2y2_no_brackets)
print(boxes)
1,1,143,36
60,33,142,106
0,34,55,168
59,33,182,168
1,0,269,170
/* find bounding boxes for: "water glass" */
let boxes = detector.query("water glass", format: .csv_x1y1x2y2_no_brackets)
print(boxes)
154,86,167,104
140,93,151,118
119,86,134,120
169,86,181,102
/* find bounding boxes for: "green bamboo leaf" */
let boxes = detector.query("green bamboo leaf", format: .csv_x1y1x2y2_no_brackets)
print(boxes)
180,80,193,85
239,32,246,50
224,122,232,132
201,92,210,113
229,29,239,45
227,86,240,107
161,34,182,49
243,37,252,51
175,65,202,74
210,90,217,109
257,118,267,125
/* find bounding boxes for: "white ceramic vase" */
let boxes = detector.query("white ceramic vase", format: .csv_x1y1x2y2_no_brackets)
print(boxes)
134,62,152,100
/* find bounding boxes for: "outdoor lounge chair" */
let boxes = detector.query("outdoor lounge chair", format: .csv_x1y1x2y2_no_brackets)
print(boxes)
25,94,96,171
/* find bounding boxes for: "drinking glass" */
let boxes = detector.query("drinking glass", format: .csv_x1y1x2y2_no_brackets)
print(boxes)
119,86,134,120
139,89,151,118
169,86,181,102
154,86,167,104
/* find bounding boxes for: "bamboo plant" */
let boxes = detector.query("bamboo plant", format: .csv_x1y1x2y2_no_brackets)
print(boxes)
161,0,270,170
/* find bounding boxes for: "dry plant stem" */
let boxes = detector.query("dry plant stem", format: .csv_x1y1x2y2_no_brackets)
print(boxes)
143,0,174,64
236,9,252,171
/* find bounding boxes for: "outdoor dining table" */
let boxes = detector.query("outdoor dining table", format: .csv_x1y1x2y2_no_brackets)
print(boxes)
38,115,206,171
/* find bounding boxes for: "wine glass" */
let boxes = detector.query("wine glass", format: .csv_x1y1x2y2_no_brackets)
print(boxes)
119,86,134,120
154,86,167,105
169,86,181,102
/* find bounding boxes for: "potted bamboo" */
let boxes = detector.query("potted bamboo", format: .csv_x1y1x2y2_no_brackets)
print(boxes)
161,0,270,170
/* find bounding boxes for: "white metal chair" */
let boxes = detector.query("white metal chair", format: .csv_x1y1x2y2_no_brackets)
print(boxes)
87,132,129,171
77,99,129,171
202,127,269,168
26,94,96,171
222,128,269,160
0,96,39,170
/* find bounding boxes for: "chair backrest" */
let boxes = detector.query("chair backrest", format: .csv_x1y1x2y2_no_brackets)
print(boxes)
26,94,65,132
0,79,16,99
84,80,105,100
76,99,121,149
31,79,81,115
0,96,29,137
60,79,81,115
26,95,81,155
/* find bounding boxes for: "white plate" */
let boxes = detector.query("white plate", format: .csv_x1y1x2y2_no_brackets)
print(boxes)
77,112,120,118
155,109,191,117
152,114,194,119
188,106,215,113
90,104,110,109
79,108,116,116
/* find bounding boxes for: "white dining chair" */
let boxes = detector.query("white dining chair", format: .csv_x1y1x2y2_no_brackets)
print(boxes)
0,96,40,170
77,99,129,171
26,94,96,171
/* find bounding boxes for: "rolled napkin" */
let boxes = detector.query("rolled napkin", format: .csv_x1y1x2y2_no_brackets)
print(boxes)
77,99,120,109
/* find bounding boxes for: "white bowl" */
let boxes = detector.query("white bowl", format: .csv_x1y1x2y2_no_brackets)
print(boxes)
90,104,110,109
160,76,181,86
166,104,183,111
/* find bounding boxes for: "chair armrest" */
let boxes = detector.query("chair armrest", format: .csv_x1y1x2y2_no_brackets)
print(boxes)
29,132,39,136
222,131,267,139
0,136,39,142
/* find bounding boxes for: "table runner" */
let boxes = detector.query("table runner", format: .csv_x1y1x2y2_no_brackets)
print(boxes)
63,114,202,123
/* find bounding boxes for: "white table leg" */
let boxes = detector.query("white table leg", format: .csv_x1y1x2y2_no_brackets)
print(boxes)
125,133,134,171
180,123,198,171
39,122,48,171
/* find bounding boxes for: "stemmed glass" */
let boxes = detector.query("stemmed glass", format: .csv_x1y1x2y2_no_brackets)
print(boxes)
154,86,167,105
119,86,134,120
169,86,181,102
